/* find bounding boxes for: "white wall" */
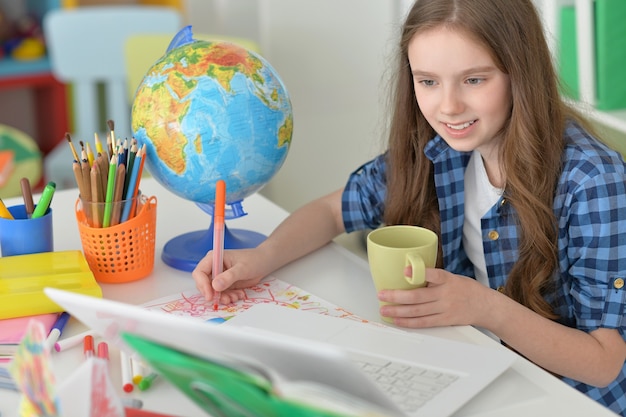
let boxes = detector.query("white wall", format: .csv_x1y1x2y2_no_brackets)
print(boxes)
186,0,405,214
257,1,402,212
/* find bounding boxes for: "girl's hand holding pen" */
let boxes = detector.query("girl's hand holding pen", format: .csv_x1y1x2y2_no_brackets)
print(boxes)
192,247,268,305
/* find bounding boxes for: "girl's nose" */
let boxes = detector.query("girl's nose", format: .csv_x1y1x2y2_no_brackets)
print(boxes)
440,86,464,115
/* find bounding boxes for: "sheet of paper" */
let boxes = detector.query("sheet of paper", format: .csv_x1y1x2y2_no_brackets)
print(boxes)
0,313,59,363
142,276,375,325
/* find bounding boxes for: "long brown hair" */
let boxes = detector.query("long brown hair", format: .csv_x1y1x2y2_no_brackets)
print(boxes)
384,0,590,319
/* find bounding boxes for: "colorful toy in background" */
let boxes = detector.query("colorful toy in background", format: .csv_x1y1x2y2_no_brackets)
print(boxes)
0,149,15,187
0,7,46,61
0,124,42,199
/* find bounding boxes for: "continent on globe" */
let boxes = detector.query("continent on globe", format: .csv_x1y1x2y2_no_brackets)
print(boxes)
131,26,293,206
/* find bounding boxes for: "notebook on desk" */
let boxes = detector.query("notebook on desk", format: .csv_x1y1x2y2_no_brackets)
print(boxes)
44,288,515,417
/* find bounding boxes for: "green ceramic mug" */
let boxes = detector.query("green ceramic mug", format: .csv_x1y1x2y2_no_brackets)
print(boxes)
367,225,438,322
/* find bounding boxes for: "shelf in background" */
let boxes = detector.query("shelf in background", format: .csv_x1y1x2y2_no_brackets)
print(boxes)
0,61,69,157
574,100,626,135
538,0,626,144
0,57,52,78
590,108,626,134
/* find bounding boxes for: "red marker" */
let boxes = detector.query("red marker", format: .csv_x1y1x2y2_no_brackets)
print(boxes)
121,350,134,392
83,335,95,358
97,341,109,361
212,180,226,311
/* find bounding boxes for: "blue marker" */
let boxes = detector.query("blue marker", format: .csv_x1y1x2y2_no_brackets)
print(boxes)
45,312,71,351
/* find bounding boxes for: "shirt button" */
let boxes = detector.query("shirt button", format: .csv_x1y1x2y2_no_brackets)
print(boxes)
497,286,505,293
614,278,625,289
488,230,499,240
500,198,507,206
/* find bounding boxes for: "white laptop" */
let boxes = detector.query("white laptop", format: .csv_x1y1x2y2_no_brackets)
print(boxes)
44,288,515,417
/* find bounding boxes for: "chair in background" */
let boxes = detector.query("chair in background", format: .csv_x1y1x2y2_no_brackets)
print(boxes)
124,31,261,103
43,5,183,146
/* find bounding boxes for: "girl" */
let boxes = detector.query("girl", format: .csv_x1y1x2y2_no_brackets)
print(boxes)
192,0,626,414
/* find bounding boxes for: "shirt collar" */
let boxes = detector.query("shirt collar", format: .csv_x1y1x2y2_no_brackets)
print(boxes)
424,134,471,162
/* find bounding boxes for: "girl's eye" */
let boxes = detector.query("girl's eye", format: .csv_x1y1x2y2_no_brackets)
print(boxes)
466,78,483,85
419,79,436,87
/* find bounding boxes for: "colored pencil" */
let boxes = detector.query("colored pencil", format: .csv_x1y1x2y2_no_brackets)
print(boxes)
81,158,91,196
85,142,95,166
102,155,117,228
94,132,104,157
97,153,108,195
0,197,13,219
90,163,103,227
65,132,79,163
124,140,138,196
121,144,145,222
72,161,84,197
110,163,126,226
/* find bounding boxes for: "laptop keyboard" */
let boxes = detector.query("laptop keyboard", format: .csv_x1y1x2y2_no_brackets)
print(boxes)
350,352,459,414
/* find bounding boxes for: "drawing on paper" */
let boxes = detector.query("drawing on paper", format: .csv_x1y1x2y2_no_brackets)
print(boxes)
142,276,370,324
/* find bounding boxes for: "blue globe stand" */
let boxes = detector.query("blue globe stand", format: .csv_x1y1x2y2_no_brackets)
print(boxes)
161,200,266,272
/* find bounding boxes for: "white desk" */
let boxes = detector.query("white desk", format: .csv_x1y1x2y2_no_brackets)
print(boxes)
1,178,618,417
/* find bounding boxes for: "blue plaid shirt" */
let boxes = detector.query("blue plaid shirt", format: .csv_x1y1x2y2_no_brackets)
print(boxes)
342,121,626,415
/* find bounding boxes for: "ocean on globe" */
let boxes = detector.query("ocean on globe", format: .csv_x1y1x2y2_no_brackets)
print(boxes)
131,29,293,207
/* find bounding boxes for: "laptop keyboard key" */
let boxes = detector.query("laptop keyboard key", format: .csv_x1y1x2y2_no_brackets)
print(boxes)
349,354,458,413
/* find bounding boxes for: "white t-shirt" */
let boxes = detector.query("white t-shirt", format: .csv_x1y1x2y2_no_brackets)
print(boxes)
463,150,503,287
463,150,503,340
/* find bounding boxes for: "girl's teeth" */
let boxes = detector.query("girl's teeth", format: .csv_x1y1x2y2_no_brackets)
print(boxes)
447,120,475,130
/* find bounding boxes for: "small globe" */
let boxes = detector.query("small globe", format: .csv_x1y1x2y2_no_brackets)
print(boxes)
130,27,293,271
131,28,293,207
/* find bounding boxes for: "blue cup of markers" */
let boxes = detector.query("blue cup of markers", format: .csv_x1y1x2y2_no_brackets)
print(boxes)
0,204,54,256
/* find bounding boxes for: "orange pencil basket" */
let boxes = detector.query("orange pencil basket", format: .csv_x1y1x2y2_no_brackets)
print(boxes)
75,194,157,283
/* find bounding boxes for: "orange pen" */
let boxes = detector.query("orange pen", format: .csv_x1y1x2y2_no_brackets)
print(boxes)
212,180,226,311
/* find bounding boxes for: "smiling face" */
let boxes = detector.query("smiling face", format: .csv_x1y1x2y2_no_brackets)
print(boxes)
408,26,512,162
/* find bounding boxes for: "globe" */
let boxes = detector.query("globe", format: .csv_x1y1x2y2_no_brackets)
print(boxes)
131,26,293,271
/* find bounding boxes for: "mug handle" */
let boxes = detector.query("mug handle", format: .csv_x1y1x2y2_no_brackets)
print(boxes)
405,253,427,288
